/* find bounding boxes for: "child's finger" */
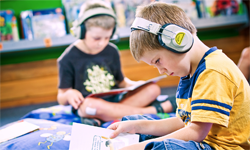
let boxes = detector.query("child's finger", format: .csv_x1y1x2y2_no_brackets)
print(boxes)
109,130,120,139
107,123,116,130
77,92,84,101
75,98,82,105
108,123,121,138
72,103,78,109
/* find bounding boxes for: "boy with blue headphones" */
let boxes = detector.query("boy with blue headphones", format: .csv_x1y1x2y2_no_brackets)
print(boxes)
57,0,176,127
108,2,250,150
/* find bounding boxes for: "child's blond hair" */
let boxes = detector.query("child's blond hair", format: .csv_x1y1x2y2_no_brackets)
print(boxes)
79,0,115,31
130,2,197,61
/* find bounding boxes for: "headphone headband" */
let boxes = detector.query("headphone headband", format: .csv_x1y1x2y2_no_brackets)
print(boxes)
131,17,193,53
131,17,161,35
74,7,116,26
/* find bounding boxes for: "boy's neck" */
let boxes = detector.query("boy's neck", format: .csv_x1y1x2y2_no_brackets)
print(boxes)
189,35,210,77
74,40,94,54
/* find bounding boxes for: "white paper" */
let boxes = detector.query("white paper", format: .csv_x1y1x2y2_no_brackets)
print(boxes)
0,121,39,143
69,123,139,150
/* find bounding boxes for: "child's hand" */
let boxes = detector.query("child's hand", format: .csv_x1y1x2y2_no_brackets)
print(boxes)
107,121,138,138
66,89,84,109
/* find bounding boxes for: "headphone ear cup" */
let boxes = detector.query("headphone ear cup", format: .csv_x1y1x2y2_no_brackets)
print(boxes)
158,24,193,53
110,26,116,39
79,23,86,39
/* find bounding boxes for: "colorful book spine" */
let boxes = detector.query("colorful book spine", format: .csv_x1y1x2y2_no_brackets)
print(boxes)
203,0,243,18
20,10,33,40
159,0,198,20
0,10,19,42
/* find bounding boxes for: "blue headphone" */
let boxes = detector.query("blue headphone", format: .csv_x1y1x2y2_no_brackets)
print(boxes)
131,17,194,53
70,7,117,39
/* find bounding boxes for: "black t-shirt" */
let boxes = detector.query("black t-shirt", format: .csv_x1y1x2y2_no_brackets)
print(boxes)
57,43,124,97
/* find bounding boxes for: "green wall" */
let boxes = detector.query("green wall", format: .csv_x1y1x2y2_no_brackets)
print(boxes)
1,0,63,15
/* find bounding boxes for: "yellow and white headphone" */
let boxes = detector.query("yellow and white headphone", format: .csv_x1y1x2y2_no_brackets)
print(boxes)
131,17,194,53
70,7,117,39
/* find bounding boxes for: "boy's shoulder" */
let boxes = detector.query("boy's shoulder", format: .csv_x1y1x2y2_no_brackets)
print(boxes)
57,42,119,63
57,43,77,63
108,42,118,50
103,42,120,54
103,42,119,54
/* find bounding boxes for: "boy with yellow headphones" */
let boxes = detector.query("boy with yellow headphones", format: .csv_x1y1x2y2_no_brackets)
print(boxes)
108,2,250,150
57,0,176,126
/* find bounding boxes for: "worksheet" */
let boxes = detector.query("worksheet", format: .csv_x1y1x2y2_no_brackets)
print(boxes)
0,120,39,143
69,123,139,150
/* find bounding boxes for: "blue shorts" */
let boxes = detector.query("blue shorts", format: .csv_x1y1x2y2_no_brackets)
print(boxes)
102,92,127,103
72,92,127,116
122,114,214,150
144,139,213,150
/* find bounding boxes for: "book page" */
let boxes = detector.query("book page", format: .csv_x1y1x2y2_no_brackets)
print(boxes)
0,121,39,143
69,123,139,150
87,75,167,98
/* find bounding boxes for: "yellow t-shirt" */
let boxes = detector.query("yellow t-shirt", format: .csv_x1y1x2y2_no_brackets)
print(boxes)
176,47,250,150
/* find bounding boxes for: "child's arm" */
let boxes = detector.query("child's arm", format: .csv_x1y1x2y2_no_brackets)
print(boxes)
108,118,212,150
118,77,145,88
124,121,213,150
108,117,184,138
57,88,84,109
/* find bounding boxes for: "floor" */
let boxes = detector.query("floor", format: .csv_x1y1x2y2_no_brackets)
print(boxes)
0,86,177,127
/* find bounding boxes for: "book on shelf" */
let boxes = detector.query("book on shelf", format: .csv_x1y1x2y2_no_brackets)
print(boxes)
20,8,67,40
69,122,139,150
0,10,20,42
61,0,86,32
0,120,39,143
20,10,34,40
87,75,167,98
62,0,112,32
195,0,207,18
113,0,153,28
159,0,198,20
203,0,244,18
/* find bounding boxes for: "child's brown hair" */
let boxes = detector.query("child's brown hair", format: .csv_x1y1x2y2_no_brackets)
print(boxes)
130,2,197,61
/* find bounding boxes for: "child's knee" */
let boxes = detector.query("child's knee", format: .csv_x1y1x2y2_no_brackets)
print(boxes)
78,98,104,117
146,83,161,96
241,47,250,60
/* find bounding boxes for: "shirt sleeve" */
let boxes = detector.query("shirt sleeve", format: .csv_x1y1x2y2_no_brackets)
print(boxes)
191,69,237,127
58,60,74,89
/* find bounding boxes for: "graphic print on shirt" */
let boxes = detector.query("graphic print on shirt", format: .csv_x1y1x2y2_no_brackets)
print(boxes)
83,65,115,94
178,109,191,124
177,98,191,125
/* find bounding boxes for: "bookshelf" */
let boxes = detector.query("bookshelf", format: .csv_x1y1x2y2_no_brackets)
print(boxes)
0,13,249,53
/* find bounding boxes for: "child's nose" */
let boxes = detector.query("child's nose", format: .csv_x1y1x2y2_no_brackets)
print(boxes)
158,67,167,74
98,39,107,46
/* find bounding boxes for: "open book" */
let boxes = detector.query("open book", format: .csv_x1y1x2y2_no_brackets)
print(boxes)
69,123,139,150
87,75,167,98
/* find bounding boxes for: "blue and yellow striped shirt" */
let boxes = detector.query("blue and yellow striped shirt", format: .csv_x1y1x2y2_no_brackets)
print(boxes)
176,47,250,150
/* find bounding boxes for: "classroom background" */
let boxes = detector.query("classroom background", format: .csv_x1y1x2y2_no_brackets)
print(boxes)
0,0,249,127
